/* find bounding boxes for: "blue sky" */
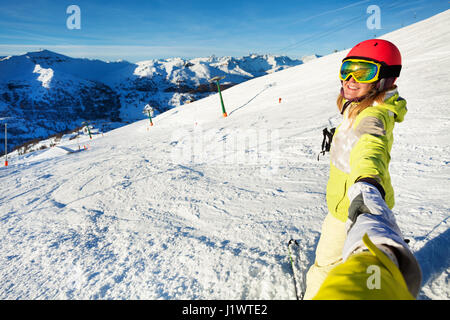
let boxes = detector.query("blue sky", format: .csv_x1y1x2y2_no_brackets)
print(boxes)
0,0,448,62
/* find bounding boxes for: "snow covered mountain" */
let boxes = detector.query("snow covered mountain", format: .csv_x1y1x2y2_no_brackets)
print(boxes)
0,10,449,300
0,51,302,154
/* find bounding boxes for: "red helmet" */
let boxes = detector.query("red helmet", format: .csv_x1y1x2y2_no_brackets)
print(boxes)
345,39,401,66
344,39,402,90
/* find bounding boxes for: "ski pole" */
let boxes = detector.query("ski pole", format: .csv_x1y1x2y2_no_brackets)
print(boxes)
288,239,300,300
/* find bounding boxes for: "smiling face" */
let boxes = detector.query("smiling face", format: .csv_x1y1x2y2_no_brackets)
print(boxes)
342,76,374,100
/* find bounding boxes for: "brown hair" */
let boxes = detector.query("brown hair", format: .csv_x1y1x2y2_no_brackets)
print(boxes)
337,85,396,122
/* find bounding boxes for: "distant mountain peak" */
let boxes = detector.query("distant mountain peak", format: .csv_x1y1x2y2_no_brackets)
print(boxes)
25,49,70,66
26,49,67,58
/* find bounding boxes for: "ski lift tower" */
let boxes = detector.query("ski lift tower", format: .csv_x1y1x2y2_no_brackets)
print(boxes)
82,121,93,139
143,104,154,126
1,117,12,166
209,76,227,117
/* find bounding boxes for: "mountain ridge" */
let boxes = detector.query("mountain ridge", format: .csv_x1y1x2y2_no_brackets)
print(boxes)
0,50,312,153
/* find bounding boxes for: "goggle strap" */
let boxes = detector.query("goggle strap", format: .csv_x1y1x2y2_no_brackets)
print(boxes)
343,56,383,64
379,64,402,78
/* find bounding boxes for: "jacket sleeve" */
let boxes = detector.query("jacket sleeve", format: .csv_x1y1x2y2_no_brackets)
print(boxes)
313,235,416,300
348,108,392,192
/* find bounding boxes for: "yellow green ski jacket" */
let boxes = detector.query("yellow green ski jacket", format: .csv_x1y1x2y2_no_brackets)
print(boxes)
327,89,407,222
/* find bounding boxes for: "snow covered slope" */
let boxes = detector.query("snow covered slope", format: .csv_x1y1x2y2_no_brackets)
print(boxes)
0,10,449,299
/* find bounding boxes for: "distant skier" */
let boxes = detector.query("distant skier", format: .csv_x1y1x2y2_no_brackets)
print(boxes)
304,39,422,299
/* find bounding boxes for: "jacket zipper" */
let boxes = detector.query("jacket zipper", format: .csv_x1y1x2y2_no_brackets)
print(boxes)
334,180,347,213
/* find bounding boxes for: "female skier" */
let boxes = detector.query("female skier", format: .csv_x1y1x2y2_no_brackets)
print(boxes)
304,39,421,299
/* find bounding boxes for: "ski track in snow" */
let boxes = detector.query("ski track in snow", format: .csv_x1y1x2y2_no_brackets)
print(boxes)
0,11,449,299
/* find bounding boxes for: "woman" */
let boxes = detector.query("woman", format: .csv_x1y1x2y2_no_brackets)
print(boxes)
304,39,408,299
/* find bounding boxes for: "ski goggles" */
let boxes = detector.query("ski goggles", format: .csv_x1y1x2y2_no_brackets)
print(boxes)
339,59,382,83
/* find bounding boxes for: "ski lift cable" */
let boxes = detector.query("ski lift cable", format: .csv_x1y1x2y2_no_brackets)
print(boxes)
276,0,405,53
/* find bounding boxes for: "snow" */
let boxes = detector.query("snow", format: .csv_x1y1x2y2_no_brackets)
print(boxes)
301,54,322,63
0,10,449,300
33,64,54,89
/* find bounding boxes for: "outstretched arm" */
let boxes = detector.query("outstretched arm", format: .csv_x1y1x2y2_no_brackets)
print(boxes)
313,182,422,300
